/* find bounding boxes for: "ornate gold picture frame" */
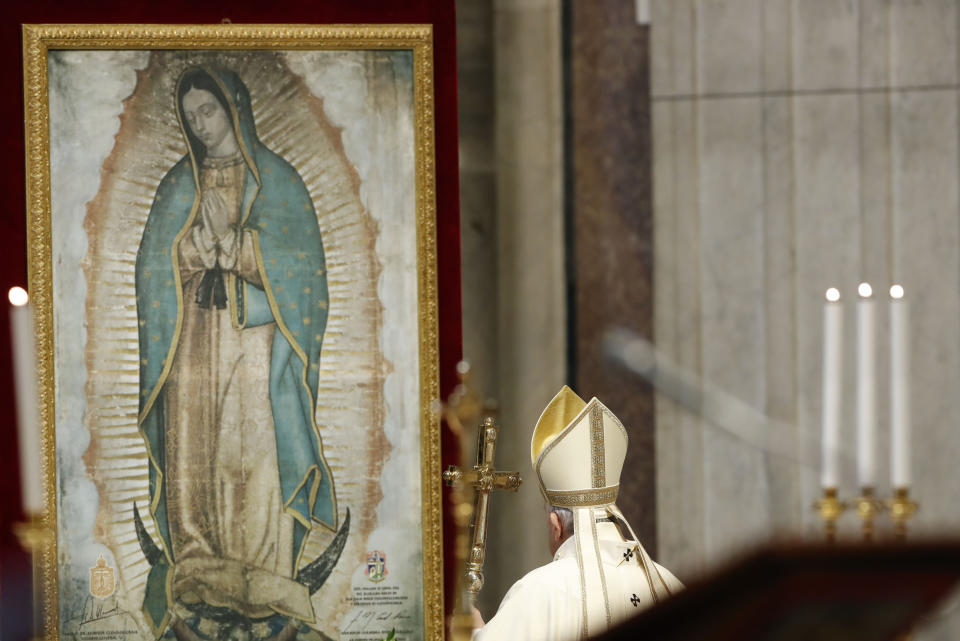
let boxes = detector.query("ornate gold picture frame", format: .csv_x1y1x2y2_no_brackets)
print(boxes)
23,24,441,641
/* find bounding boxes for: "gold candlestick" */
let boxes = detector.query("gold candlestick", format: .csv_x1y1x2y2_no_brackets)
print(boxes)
855,487,884,542
14,515,53,641
888,487,918,542
814,487,846,543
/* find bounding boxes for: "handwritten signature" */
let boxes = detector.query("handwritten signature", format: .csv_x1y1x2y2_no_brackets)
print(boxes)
80,597,121,625
341,608,413,634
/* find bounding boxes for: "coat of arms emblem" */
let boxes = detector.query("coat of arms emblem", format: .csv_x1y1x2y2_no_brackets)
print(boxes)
365,550,387,582
89,555,116,598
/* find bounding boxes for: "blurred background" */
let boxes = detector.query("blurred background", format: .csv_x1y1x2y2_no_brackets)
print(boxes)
457,2,960,639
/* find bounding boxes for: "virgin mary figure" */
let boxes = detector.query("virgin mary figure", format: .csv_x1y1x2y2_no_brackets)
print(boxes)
135,66,336,635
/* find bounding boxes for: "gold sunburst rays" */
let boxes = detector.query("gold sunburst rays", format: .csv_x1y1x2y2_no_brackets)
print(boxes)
80,281,135,296
100,471,150,486
98,254,138,266
112,525,147,545
89,347,139,360
94,435,143,446
91,411,140,423
319,228,377,253
93,402,139,411
313,185,365,211
117,545,151,569
309,190,364,221
97,442,147,456
126,566,152,588
280,148,337,178
91,405,140,417
88,365,139,376
95,355,140,367
91,397,140,409
91,449,145,465
101,478,152,493
117,526,155,551
98,346,140,355
104,490,151,506
93,429,143,441
84,305,138,315
108,511,146,528
310,167,359,193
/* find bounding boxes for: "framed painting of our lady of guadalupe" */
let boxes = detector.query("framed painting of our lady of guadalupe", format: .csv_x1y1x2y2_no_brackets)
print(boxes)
22,24,442,641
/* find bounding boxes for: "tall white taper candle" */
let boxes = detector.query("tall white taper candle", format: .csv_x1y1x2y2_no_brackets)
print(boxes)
10,287,43,514
890,285,910,488
856,282,876,489
821,288,843,488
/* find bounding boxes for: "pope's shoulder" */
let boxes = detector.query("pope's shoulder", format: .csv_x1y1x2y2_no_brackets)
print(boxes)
651,561,684,594
504,555,580,598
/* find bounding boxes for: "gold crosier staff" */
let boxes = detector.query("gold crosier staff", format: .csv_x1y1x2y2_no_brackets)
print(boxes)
441,362,521,639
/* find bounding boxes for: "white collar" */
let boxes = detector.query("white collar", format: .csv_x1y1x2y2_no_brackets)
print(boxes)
554,534,577,561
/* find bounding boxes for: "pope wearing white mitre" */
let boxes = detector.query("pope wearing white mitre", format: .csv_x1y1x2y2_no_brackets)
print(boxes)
473,386,683,641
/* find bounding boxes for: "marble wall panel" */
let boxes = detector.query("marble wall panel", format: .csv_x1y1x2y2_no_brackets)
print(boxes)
891,89,960,531
650,0,697,97
792,0,859,91
858,93,894,286
858,0,891,88
696,0,762,95
792,94,863,533
889,0,957,88
652,98,682,569
653,100,677,361
761,96,802,532
654,97,707,580
698,96,770,557
760,96,796,422
673,98,703,374
761,0,793,93
697,96,765,404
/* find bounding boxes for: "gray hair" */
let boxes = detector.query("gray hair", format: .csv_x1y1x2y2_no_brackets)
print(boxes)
549,505,574,536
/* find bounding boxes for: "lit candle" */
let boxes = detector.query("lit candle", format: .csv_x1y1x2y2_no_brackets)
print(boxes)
821,288,843,489
856,282,876,489
890,284,910,488
10,287,43,514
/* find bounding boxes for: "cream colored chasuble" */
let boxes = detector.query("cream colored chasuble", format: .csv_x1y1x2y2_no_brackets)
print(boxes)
474,522,683,641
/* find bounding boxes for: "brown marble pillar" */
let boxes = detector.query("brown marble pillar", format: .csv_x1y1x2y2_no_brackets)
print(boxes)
567,0,657,553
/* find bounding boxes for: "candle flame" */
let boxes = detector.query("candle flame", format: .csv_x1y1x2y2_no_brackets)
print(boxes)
825,287,841,302
858,282,873,298
8,287,29,307
890,284,904,299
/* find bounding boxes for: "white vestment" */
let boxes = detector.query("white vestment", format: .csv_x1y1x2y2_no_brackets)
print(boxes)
475,522,683,641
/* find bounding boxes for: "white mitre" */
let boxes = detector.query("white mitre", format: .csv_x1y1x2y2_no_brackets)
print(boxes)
531,386,674,637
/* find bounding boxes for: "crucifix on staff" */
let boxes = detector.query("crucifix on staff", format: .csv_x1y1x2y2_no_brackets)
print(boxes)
439,362,522,606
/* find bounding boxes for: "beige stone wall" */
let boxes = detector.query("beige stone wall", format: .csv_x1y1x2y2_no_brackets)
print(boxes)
457,0,565,616
652,1,960,636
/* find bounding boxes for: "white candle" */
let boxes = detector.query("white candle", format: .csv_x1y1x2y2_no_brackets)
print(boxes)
856,283,876,489
821,288,843,489
890,285,910,488
10,287,43,514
